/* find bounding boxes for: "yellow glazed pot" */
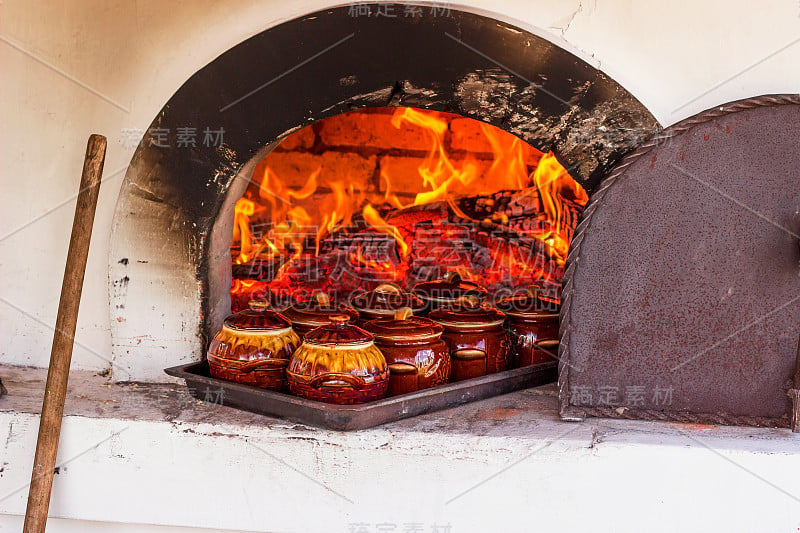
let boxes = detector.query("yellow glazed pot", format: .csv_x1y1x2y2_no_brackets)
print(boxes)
287,315,389,404
207,301,300,391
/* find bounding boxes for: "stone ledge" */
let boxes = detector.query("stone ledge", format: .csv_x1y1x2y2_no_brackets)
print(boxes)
0,365,798,532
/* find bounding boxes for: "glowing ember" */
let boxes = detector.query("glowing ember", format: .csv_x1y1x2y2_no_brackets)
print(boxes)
230,107,587,308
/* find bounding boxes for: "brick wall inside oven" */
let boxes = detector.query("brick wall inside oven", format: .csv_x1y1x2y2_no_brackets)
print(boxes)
254,107,542,204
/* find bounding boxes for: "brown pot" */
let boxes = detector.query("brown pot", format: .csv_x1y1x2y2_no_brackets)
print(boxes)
207,300,300,390
429,295,509,382
412,272,488,314
364,307,451,397
282,292,360,339
349,283,425,322
497,287,560,367
287,315,389,404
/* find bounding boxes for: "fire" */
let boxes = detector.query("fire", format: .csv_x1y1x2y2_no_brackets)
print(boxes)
362,204,409,258
230,278,267,312
230,107,587,305
231,278,259,293
233,198,256,264
349,245,393,272
386,108,526,207
531,152,589,262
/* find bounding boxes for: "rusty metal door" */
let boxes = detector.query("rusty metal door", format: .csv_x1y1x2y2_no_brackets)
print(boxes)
559,95,800,428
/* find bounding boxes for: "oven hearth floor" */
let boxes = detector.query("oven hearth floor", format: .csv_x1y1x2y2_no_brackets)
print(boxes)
0,364,798,532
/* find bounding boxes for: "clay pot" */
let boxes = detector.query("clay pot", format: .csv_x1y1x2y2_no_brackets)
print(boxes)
207,301,300,390
349,283,425,322
282,292,360,339
412,272,488,314
429,296,509,382
497,287,560,367
287,315,389,404
364,307,451,397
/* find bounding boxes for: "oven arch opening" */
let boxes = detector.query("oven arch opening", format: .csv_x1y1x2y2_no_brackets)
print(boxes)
109,4,658,382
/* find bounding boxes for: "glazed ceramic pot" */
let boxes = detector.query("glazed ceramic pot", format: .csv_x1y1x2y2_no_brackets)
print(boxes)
207,301,300,390
282,292,360,339
412,272,488,314
349,283,425,322
287,315,389,404
497,287,560,367
364,307,451,397
429,295,509,382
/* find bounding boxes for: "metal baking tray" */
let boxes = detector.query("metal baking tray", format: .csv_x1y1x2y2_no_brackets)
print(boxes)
165,361,557,430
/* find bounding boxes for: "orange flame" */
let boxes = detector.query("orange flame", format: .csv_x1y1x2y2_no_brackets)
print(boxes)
362,204,409,258
391,108,480,206
233,198,255,264
349,245,393,272
531,152,589,262
230,107,587,301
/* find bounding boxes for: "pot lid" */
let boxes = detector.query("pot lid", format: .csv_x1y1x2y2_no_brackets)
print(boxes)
304,315,374,345
496,287,561,318
429,295,505,326
282,292,360,327
350,283,425,315
365,307,443,341
223,300,292,331
412,272,488,302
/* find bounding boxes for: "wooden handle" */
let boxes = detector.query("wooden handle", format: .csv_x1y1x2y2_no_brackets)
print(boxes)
24,135,106,533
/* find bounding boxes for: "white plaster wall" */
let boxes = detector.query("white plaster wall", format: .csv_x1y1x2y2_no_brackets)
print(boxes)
1,0,799,373
1,401,799,532
0,363,798,533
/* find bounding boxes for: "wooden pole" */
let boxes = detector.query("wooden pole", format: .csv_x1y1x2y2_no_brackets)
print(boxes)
789,337,800,433
23,134,107,533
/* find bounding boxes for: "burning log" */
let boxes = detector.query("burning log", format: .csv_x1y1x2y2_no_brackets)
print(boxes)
451,187,584,243
231,183,582,305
